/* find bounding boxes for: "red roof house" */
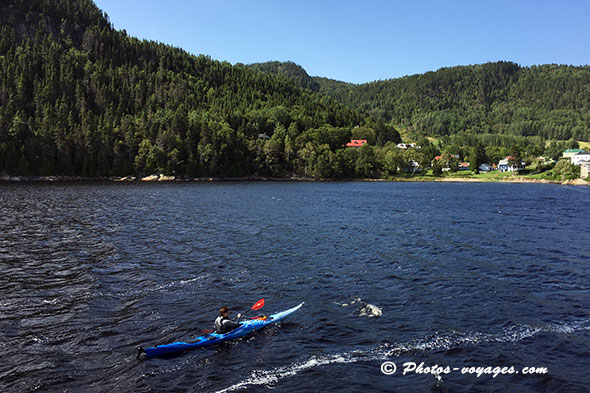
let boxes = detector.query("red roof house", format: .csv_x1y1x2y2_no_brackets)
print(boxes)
345,139,368,147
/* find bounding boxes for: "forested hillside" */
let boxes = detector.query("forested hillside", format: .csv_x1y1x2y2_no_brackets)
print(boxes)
0,0,399,178
1,1,588,180
314,62,590,141
253,60,590,142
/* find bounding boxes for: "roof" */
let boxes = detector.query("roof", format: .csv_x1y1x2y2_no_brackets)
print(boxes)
346,139,367,147
563,149,585,153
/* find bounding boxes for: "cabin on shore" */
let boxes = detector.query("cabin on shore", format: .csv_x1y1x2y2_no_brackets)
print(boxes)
498,157,525,172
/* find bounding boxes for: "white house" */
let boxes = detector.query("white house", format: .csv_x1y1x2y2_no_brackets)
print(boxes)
396,143,421,149
571,152,590,165
498,157,525,172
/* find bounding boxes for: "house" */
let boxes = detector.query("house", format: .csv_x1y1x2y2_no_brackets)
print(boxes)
562,149,586,159
478,163,493,172
498,157,525,172
581,162,590,179
396,143,421,149
458,162,470,170
345,139,367,147
571,152,590,165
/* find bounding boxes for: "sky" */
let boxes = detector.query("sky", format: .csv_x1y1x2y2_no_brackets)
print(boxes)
92,0,590,84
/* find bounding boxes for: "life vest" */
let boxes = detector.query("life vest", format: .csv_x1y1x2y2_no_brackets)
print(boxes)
214,316,238,333
214,315,225,333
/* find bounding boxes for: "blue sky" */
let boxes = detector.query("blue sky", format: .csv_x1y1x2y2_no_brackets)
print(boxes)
93,0,590,84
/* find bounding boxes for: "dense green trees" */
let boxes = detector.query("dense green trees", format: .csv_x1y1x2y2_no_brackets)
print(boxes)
314,62,590,141
0,0,404,178
1,1,588,180
552,160,581,180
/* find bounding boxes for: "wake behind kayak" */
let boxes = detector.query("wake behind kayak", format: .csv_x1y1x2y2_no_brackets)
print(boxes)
138,302,304,359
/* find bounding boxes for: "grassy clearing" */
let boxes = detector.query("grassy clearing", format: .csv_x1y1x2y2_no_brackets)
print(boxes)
395,168,557,182
578,141,590,150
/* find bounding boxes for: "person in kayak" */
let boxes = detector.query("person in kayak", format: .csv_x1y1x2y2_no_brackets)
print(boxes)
214,307,242,334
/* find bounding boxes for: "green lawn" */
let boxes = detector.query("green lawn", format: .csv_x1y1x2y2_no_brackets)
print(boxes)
403,169,556,182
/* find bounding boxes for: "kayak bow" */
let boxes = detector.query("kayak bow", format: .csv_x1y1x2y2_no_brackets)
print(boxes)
138,302,304,359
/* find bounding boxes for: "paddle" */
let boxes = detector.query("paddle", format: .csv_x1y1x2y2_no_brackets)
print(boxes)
237,298,265,321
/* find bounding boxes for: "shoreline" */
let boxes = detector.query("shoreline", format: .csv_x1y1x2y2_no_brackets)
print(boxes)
1,173,588,186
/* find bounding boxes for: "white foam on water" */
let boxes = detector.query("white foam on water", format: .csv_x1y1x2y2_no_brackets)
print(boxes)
153,274,209,291
336,297,383,318
359,304,383,318
336,296,362,307
215,354,356,393
215,318,590,393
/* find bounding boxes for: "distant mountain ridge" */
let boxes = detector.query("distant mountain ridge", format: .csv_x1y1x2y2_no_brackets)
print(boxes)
251,60,590,141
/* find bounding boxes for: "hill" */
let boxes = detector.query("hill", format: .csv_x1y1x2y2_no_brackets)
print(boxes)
0,0,400,178
252,60,590,142
1,1,587,180
318,62,590,141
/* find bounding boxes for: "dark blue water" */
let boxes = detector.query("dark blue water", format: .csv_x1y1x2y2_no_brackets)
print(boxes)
1,182,589,392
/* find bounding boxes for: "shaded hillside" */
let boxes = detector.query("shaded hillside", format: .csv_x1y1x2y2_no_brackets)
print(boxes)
1,0,402,178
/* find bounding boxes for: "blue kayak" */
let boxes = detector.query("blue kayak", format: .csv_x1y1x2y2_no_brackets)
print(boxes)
138,302,304,359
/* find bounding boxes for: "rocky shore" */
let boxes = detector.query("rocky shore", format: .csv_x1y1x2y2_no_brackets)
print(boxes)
1,172,588,186
0,172,292,183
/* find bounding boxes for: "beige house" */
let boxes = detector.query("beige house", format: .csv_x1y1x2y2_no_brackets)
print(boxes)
581,162,590,179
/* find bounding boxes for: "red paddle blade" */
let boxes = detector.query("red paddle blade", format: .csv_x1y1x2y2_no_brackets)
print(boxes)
251,299,265,310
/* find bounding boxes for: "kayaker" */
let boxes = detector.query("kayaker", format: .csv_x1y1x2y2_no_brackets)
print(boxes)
214,307,242,334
